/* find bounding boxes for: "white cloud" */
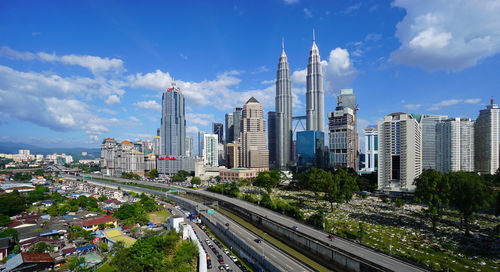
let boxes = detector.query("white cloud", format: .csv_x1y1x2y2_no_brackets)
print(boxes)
38,52,124,74
134,100,161,111
464,98,481,104
304,8,312,18
343,3,362,14
0,46,124,74
322,47,359,92
187,126,199,134
105,95,120,105
391,0,500,71
0,65,125,135
252,65,269,74
186,113,215,126
403,104,422,110
261,79,275,85
283,0,299,4
427,98,481,111
365,33,382,42
291,68,307,85
0,46,35,60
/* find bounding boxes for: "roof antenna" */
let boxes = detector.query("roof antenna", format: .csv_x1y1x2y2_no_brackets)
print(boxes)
282,36,284,50
313,28,315,42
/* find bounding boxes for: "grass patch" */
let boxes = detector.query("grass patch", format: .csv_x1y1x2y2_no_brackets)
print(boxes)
148,210,171,223
95,261,116,272
216,207,332,272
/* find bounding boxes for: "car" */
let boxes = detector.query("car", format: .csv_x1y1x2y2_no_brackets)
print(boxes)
254,238,261,243
218,258,224,264
328,234,335,241
218,265,225,270
207,260,212,269
292,225,298,230
224,249,229,254
231,256,237,262
224,264,230,270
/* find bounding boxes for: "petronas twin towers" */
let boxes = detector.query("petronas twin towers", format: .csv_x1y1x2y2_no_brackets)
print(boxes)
274,32,324,169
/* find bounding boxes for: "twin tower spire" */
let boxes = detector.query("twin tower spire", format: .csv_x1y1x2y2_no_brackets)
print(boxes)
274,30,324,169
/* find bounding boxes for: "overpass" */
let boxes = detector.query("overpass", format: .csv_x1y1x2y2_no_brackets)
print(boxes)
77,174,426,272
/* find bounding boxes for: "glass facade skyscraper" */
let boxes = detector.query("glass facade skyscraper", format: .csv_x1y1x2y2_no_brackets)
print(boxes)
297,130,324,169
160,83,185,156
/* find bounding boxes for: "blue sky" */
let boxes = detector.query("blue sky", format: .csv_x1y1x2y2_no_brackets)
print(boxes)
1,0,499,149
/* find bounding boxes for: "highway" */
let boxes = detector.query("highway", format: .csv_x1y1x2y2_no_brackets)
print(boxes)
77,173,426,272
64,174,311,272
166,203,243,272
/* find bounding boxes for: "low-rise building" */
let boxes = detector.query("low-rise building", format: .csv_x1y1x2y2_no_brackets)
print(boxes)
4,252,55,272
73,216,117,232
219,167,268,181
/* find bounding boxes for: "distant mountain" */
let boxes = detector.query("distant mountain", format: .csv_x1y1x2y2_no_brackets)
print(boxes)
0,142,100,160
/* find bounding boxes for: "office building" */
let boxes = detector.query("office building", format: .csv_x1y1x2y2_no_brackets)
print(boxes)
306,31,324,132
226,142,241,169
240,97,269,168
203,134,219,167
474,98,499,174
297,130,325,169
420,115,448,170
233,108,243,142
225,113,234,145
158,83,194,176
436,118,474,173
328,106,356,170
362,127,378,172
153,136,161,156
185,136,194,158
338,89,357,111
268,111,277,167
378,113,422,192
212,122,224,144
100,138,146,177
160,83,185,156
198,131,206,157
275,40,293,169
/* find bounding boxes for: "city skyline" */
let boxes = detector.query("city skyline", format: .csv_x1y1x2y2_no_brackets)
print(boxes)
1,1,500,148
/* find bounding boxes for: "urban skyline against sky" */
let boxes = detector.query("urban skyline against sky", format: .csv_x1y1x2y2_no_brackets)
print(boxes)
1,0,500,148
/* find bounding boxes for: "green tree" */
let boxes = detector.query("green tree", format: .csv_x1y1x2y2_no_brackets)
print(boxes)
28,242,54,253
306,209,325,229
449,171,489,235
253,171,279,193
34,169,45,176
414,170,450,231
148,169,159,179
323,172,339,211
0,193,26,216
114,204,136,220
0,228,18,240
190,176,201,185
336,168,359,203
0,214,12,226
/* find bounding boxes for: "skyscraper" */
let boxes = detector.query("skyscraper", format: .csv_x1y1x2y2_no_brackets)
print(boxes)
225,113,234,145
328,106,356,170
212,122,224,144
362,127,378,172
203,134,219,167
233,107,243,142
160,83,185,156
297,130,325,169
240,97,269,168
185,135,194,158
198,131,206,157
378,113,422,192
420,114,448,170
474,98,499,174
268,111,277,167
306,30,324,132
338,89,357,111
436,118,474,173
275,39,293,169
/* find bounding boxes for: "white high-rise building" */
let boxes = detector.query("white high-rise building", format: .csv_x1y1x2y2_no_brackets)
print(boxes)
378,113,422,192
436,118,474,173
306,30,324,132
203,134,218,167
362,127,378,172
474,98,499,174
421,115,448,170
186,136,194,158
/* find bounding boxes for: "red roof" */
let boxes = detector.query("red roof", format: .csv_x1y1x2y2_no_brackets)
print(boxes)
62,247,76,254
6,221,22,228
20,237,61,248
17,213,45,221
74,216,116,227
21,252,54,263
